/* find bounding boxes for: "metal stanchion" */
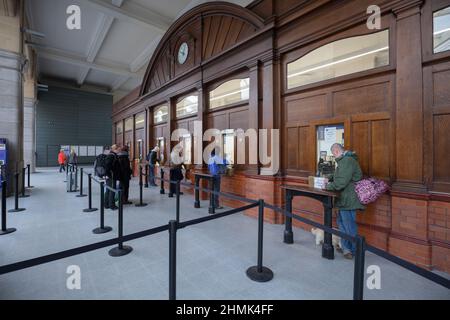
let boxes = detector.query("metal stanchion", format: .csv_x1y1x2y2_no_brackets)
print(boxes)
26,164,34,188
160,168,165,194
176,181,180,223
169,220,177,300
144,164,149,188
93,181,112,234
208,177,215,214
109,189,133,257
1,181,16,235
83,174,98,213
19,167,30,198
76,168,87,197
353,235,366,300
9,173,25,212
135,166,148,207
246,199,273,282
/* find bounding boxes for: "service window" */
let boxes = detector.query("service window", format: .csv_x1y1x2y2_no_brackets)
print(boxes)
176,95,198,118
116,122,123,134
125,117,133,132
434,6,450,54
181,134,192,164
316,124,344,177
135,113,145,129
209,78,250,109
154,105,168,124
222,129,235,165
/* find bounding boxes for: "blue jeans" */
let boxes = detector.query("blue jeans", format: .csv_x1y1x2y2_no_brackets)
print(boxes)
149,164,156,185
213,176,221,207
337,210,357,255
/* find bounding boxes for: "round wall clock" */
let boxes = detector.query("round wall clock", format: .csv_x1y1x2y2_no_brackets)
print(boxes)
178,42,189,65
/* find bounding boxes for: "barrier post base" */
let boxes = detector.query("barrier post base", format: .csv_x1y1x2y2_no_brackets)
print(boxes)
283,231,294,244
0,228,17,235
194,201,200,209
19,194,30,198
93,226,113,234
246,266,274,282
8,208,25,213
27,186,34,189
322,243,334,260
83,208,98,213
109,245,133,257
135,203,148,207
76,194,87,198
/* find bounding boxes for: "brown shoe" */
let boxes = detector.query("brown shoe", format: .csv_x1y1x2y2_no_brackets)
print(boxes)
344,252,353,260
336,246,343,254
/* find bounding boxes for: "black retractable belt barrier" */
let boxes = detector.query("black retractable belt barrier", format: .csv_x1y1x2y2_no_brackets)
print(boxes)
26,164,34,188
144,164,149,188
93,181,112,234
83,174,98,213
246,199,274,282
109,189,133,257
9,173,25,213
19,167,30,198
1,181,16,235
76,168,87,197
135,166,148,207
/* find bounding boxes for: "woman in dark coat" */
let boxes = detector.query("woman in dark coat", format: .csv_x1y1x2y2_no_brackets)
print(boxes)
117,145,133,205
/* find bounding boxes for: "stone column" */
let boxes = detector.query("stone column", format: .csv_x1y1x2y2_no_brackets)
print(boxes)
23,97,36,172
0,49,25,195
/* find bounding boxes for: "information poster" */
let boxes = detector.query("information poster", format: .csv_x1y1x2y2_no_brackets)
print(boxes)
79,146,87,157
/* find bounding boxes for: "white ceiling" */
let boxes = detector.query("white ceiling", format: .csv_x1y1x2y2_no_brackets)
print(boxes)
26,0,254,102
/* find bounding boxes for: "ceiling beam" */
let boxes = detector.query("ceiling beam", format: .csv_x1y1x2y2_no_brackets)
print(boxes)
77,13,115,85
130,35,162,73
29,43,143,79
111,0,124,7
84,0,171,33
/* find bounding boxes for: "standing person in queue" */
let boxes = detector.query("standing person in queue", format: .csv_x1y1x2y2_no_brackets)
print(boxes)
207,147,227,210
117,145,133,205
325,143,365,260
68,149,78,171
104,144,120,210
58,149,67,172
146,146,160,187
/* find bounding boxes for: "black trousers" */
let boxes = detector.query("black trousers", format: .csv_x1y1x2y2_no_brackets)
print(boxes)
59,164,65,172
120,179,130,202
105,178,117,208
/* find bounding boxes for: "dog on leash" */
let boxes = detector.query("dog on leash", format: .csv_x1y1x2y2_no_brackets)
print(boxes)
311,228,341,250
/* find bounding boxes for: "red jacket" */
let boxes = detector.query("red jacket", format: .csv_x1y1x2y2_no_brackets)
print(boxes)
58,152,66,165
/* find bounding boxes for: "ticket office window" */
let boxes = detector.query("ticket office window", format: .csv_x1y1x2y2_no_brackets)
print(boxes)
136,139,143,161
181,134,192,165
316,124,344,177
434,6,450,54
222,129,235,165
157,137,165,165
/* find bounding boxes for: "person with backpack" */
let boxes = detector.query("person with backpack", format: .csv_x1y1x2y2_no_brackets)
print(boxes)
146,146,160,186
325,143,365,260
117,145,133,205
207,147,228,210
103,145,120,210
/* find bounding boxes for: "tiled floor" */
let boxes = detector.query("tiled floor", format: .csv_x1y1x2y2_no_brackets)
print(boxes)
0,168,449,300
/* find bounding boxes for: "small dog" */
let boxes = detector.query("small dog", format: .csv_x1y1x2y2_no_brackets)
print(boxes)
311,228,341,250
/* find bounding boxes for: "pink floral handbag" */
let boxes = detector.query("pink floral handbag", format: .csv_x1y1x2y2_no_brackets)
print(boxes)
355,178,390,205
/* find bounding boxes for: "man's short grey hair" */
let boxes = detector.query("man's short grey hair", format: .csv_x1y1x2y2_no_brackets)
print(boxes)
330,143,344,152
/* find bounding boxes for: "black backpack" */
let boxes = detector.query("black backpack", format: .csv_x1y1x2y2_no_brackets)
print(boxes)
94,154,108,177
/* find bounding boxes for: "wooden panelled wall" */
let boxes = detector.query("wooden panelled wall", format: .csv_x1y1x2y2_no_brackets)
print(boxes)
112,0,450,274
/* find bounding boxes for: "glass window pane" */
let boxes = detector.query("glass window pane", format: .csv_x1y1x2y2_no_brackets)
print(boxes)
209,78,250,109
176,95,198,118
124,117,133,132
316,124,344,177
154,105,168,124
434,6,450,54
116,122,123,134
135,113,145,129
222,129,235,165
181,134,192,164
287,30,389,89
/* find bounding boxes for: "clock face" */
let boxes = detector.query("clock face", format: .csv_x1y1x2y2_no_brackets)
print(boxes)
178,42,189,65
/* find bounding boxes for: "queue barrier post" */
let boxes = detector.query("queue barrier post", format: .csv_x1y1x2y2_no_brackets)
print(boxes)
168,220,177,300
135,166,148,207
109,189,133,257
1,181,16,235
144,164,149,188
26,164,34,188
353,235,366,300
19,167,30,198
9,173,25,213
93,181,112,234
83,174,98,213
175,181,180,223
246,199,273,282
160,168,165,195
76,168,87,198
